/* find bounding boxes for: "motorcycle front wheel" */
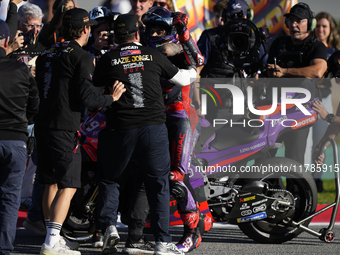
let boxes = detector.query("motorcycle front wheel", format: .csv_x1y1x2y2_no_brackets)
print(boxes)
237,157,318,244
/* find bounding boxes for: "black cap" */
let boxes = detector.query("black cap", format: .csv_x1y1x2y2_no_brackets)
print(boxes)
0,20,10,40
63,8,98,28
284,3,311,20
225,0,248,15
114,14,139,36
328,51,340,77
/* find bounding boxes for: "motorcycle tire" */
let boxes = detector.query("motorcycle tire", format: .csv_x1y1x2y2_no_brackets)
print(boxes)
237,157,318,244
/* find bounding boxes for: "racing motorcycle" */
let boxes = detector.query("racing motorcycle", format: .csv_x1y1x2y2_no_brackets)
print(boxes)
62,86,327,244
188,92,319,244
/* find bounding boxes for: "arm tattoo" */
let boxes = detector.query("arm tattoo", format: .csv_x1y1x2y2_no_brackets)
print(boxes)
157,43,182,57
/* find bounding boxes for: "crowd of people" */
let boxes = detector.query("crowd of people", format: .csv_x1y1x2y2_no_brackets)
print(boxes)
1,0,340,255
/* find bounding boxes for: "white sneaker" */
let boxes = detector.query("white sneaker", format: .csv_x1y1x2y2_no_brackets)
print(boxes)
102,225,120,254
40,242,81,255
154,242,184,255
59,236,80,250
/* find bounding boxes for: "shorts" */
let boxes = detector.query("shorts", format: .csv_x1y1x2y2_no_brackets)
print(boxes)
36,128,81,189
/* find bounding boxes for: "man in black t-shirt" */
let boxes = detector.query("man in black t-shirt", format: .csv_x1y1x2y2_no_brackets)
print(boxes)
34,8,125,255
266,3,327,165
267,6,327,78
93,13,196,255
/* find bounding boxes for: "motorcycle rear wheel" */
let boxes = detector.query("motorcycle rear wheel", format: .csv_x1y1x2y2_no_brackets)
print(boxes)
237,157,318,244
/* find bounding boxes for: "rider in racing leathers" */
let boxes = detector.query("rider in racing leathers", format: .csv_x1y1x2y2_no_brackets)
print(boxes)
142,7,212,252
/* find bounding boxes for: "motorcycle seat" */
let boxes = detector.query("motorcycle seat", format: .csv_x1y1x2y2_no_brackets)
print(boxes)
210,123,259,150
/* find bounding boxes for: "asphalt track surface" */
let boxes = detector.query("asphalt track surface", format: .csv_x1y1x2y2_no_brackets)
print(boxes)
13,223,340,255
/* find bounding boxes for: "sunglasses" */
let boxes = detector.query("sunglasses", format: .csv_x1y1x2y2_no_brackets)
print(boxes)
153,1,167,7
22,22,44,30
286,18,307,26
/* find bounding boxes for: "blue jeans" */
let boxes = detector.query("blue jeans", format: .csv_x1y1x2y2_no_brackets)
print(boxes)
96,124,172,242
0,140,27,255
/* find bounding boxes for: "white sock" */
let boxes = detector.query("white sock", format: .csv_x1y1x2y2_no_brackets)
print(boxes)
45,221,62,247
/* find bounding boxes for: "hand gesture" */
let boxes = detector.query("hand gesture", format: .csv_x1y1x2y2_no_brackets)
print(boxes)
312,100,328,121
172,12,188,35
109,80,126,102
93,31,109,51
266,64,285,78
7,30,24,55
312,145,325,166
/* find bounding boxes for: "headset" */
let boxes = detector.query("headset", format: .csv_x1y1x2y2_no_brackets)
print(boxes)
247,8,254,21
284,3,316,31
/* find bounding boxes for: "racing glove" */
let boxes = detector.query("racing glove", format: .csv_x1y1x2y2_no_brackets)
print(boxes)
173,12,190,42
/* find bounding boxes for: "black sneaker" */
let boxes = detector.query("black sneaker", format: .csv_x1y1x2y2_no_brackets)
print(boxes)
92,230,104,248
122,236,155,254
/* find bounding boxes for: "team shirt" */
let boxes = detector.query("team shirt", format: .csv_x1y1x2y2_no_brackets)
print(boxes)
93,42,180,129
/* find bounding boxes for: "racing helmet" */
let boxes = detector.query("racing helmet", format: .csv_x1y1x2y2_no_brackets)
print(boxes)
142,6,178,48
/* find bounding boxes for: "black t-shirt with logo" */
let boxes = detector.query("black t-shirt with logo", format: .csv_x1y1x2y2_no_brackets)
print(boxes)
268,34,327,67
93,42,179,130
267,34,327,99
34,41,113,131
9,36,51,66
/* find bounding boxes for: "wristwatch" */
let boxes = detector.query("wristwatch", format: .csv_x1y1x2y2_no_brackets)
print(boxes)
326,113,335,124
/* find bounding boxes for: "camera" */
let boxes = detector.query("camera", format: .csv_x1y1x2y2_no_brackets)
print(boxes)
105,30,115,47
227,22,253,53
19,32,34,46
219,15,269,75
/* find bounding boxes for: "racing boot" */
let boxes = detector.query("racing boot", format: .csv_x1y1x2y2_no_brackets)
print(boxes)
176,210,201,252
198,211,213,236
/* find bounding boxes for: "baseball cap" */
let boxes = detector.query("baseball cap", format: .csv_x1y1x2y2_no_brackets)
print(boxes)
0,19,10,40
114,14,139,36
327,51,340,77
89,6,111,21
284,3,311,20
63,8,98,28
225,0,248,15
